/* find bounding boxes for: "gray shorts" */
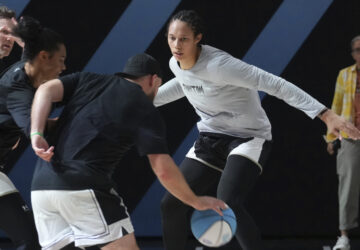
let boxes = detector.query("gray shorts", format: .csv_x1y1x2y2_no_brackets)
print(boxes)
31,188,134,249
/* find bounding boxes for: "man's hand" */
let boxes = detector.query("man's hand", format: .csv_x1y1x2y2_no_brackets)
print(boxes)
31,134,54,162
10,17,24,48
193,196,227,216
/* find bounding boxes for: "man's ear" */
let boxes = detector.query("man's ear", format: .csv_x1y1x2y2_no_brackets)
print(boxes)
149,74,157,87
38,50,49,61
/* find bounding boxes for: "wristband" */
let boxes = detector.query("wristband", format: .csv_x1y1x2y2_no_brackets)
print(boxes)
30,132,44,138
318,108,328,117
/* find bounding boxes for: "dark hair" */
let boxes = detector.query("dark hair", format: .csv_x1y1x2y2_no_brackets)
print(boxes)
167,10,205,37
13,16,64,61
0,6,15,19
351,35,360,50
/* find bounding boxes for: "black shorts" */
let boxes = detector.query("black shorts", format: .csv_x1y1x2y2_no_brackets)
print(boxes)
187,132,272,172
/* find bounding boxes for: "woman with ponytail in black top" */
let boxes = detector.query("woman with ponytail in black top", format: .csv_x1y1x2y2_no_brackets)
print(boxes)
0,16,66,250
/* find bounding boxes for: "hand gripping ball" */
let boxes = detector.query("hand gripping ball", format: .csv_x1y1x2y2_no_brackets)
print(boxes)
191,205,237,247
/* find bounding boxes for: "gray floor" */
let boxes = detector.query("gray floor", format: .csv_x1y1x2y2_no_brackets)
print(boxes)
138,238,360,250
1,238,359,250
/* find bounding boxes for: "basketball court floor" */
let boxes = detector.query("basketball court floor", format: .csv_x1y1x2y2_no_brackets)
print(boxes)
137,238,360,250
1,237,360,249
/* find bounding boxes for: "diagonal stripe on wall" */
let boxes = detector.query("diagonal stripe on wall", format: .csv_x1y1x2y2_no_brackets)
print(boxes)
85,0,180,73
0,0,30,16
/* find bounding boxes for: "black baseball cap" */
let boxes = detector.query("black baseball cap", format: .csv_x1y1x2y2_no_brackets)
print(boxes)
116,53,163,79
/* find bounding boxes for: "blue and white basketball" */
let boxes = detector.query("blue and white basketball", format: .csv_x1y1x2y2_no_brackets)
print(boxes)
190,206,237,247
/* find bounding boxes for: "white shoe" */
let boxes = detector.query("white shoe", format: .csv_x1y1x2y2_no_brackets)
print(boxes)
333,235,350,250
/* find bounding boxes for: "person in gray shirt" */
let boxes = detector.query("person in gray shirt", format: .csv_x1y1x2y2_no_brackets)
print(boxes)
155,10,360,250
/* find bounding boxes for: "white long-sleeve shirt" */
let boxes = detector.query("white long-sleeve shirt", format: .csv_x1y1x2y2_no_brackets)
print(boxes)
154,45,325,140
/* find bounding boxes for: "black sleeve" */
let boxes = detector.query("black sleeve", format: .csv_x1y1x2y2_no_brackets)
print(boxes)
59,72,81,104
135,108,169,156
6,83,34,136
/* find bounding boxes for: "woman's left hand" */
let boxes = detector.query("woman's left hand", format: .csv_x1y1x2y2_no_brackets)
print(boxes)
319,109,360,140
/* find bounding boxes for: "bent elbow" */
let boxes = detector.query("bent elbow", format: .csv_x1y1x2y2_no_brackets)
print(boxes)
154,166,172,182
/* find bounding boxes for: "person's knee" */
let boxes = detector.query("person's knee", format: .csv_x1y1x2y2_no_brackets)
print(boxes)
217,188,243,211
217,155,261,207
217,184,234,203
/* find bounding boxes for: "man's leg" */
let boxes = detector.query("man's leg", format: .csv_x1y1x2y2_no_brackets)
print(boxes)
336,139,360,236
36,189,135,249
337,139,360,231
31,190,75,250
101,233,139,250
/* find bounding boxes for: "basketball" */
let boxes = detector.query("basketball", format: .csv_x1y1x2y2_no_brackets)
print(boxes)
190,206,237,247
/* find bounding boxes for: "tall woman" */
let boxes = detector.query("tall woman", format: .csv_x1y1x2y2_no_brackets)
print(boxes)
0,16,66,249
155,10,360,250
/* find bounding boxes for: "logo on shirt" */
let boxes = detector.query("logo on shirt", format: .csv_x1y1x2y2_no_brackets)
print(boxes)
182,84,204,94
22,205,29,212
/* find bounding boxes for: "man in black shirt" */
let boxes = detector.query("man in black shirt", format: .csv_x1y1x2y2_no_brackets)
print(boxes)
0,6,25,171
30,53,225,250
0,6,23,73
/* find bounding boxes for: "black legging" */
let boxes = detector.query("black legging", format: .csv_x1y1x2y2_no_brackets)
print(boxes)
0,192,40,250
161,155,264,250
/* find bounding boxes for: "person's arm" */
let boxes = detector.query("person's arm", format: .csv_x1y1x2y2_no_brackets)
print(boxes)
324,72,345,154
217,55,360,140
318,109,360,140
31,72,81,160
10,17,24,48
6,84,34,135
7,69,62,137
218,56,324,117
8,85,62,138
326,72,345,142
30,79,64,162
148,154,225,214
153,78,185,107
135,105,225,214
